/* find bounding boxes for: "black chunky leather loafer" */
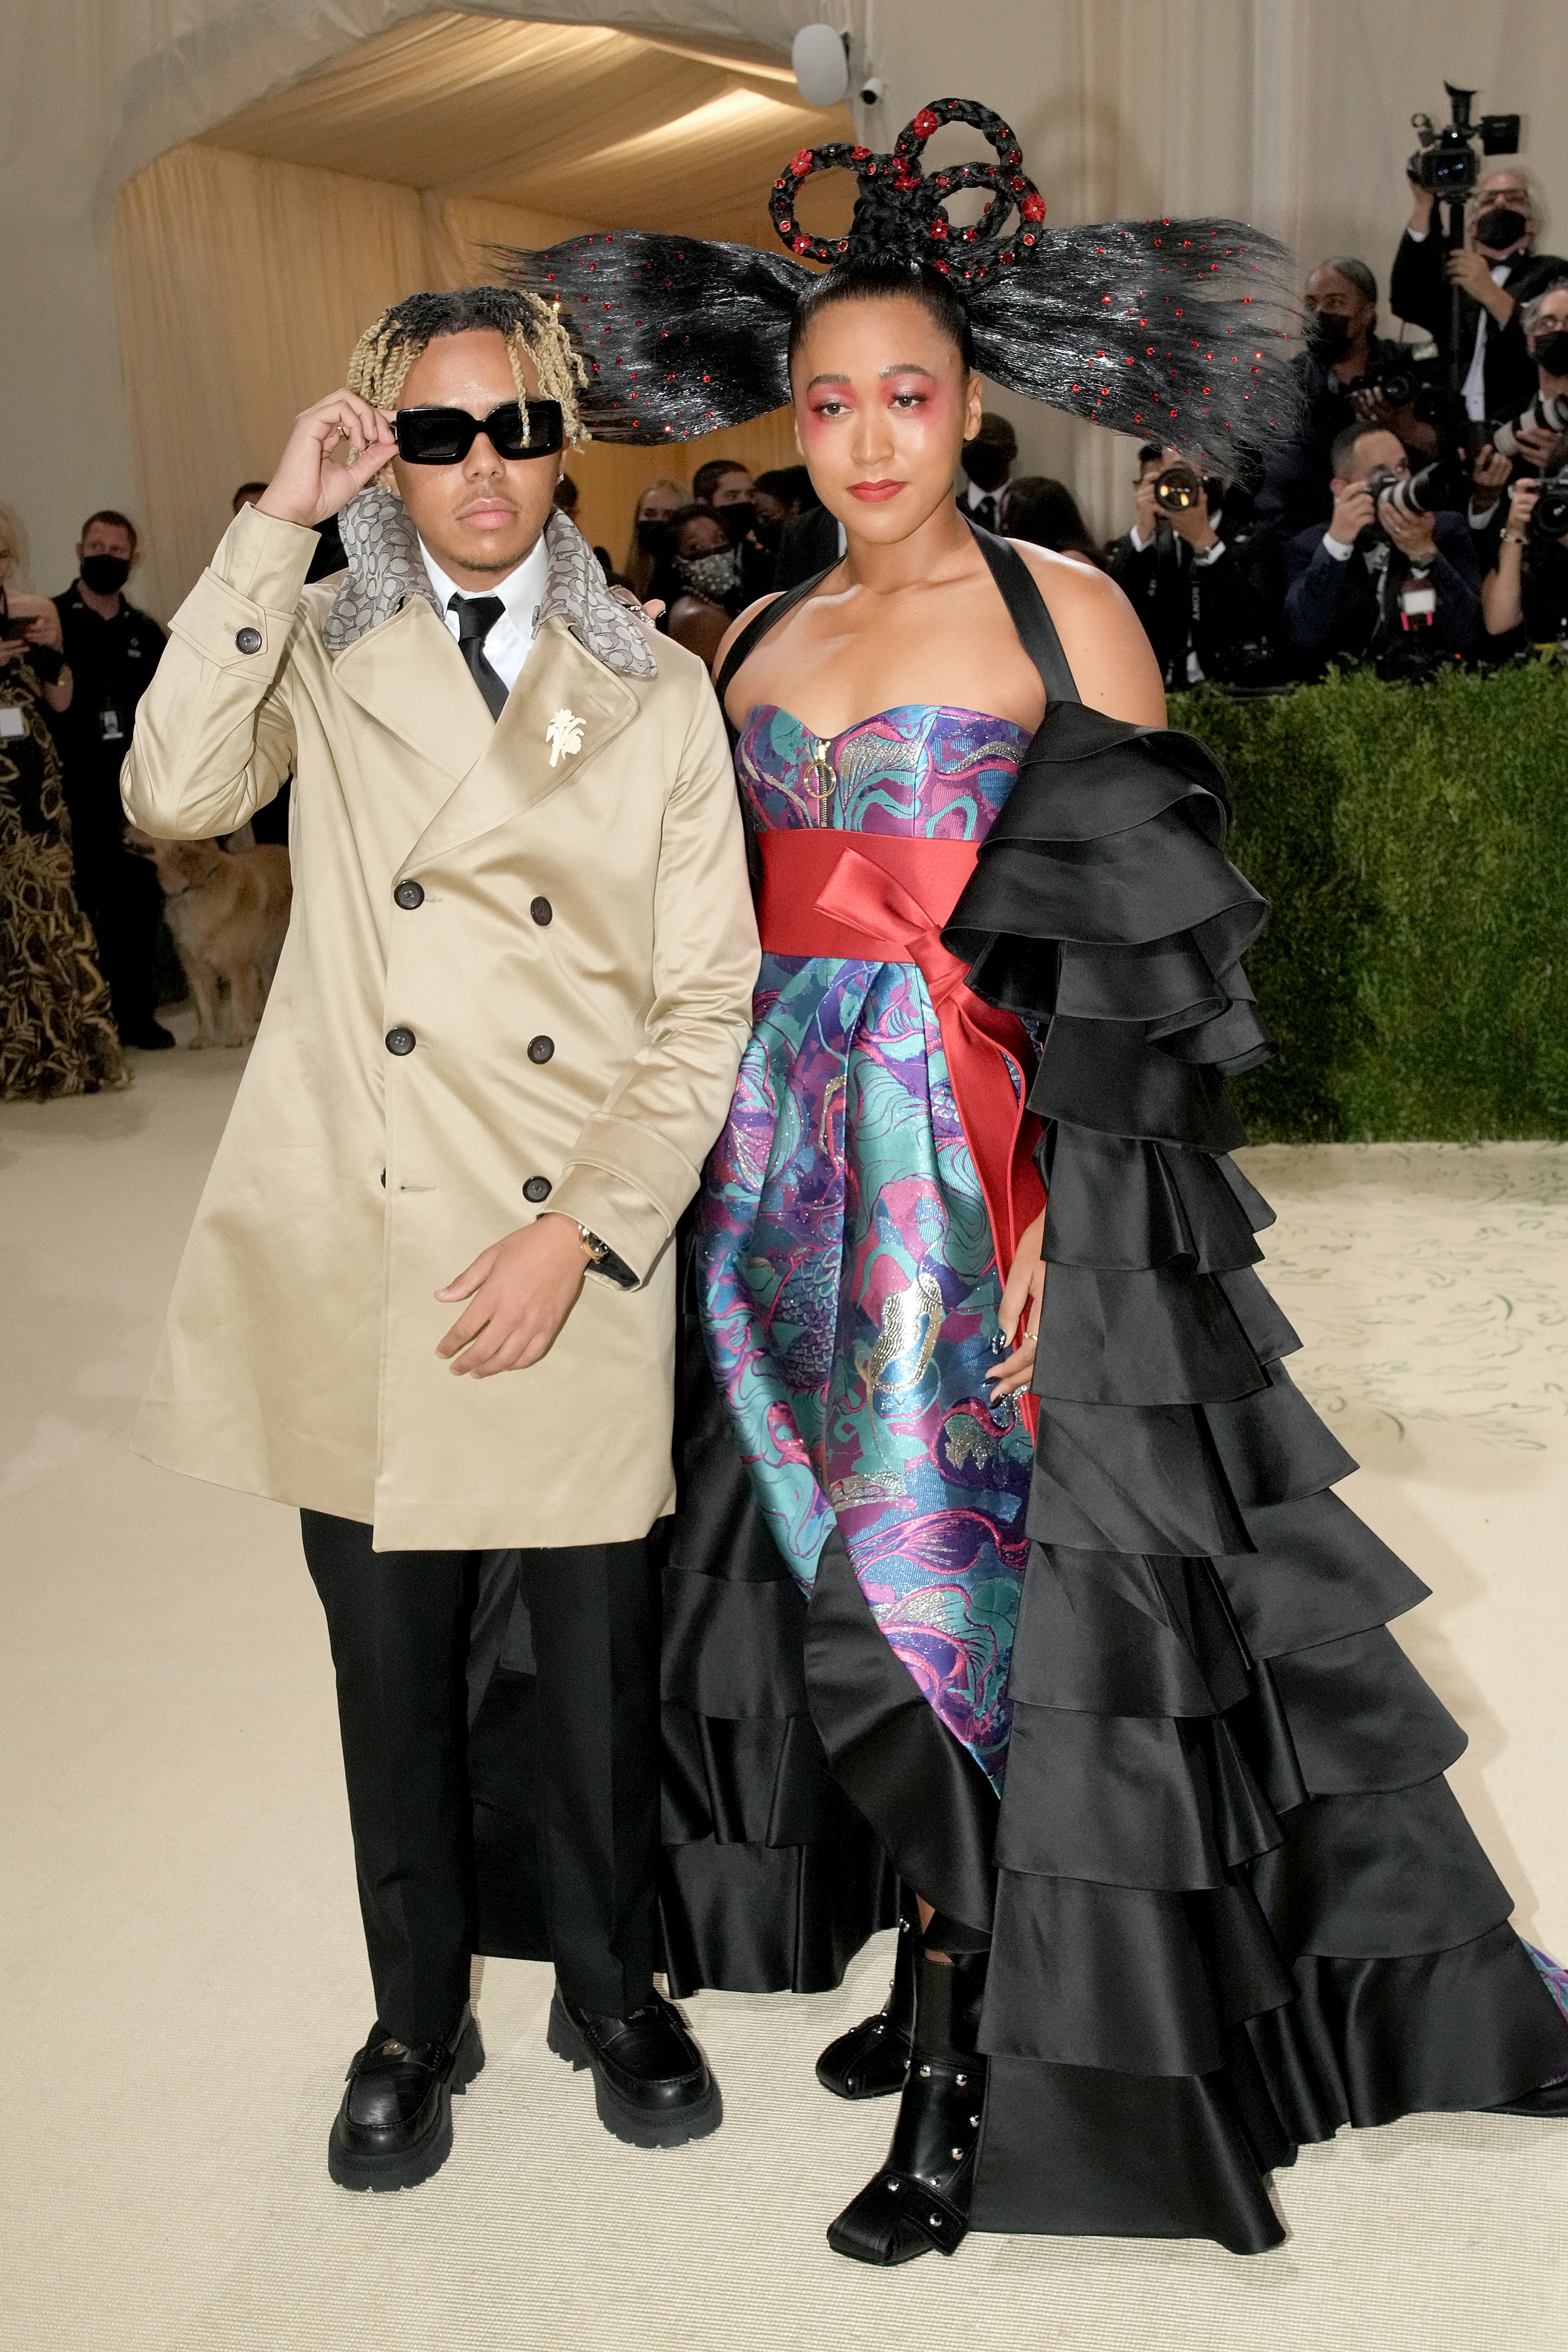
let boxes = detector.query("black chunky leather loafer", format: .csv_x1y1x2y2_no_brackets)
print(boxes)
327,2004,483,2191
548,1984,721,2148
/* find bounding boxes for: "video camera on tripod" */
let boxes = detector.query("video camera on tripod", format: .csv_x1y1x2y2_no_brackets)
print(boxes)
1408,83,1522,402
1408,85,1520,199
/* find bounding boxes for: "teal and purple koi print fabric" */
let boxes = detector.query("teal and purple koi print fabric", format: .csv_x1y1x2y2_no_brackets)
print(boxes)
697,703,1038,1788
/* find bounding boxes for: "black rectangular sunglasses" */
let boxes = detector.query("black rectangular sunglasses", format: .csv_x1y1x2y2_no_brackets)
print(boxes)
394,399,564,465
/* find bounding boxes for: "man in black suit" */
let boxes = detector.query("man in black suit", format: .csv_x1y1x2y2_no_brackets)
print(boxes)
1110,444,1286,688
1256,258,1441,540
1392,167,1568,430
773,499,843,589
53,509,170,1049
1283,423,1480,680
955,410,1017,533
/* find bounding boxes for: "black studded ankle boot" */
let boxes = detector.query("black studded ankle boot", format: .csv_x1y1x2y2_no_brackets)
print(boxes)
825,1947,988,2265
815,1885,919,2100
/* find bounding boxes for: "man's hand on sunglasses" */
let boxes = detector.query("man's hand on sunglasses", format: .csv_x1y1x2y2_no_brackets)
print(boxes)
257,390,398,530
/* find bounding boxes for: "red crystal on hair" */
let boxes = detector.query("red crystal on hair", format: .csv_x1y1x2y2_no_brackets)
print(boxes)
912,107,940,137
928,219,948,239
793,235,812,254
790,149,815,176
851,145,871,162
1020,193,1046,222
892,171,919,192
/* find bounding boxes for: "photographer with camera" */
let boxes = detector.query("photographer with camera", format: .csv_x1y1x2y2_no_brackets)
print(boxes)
1256,260,1440,540
1283,423,1480,679
1394,167,1566,428
1488,276,1568,473
1110,443,1285,688
1479,472,1568,655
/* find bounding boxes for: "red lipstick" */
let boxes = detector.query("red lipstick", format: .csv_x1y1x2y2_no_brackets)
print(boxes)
848,479,905,502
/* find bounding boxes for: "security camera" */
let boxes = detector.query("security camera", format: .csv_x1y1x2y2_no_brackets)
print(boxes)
860,76,886,105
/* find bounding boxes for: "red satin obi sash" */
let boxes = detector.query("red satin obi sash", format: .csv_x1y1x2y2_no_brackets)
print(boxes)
756,828,1045,1393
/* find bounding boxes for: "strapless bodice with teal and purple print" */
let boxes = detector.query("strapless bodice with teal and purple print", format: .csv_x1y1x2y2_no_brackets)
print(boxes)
696,702,1037,1786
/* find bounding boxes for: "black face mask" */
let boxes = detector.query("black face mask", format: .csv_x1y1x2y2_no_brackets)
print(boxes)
1304,313,1354,363
1475,206,1528,252
635,515,669,550
1533,329,1568,378
80,554,131,595
962,442,1013,492
717,500,757,546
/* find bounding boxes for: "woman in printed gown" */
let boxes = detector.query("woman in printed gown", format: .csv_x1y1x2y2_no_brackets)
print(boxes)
0,506,129,1101
506,101,1568,2266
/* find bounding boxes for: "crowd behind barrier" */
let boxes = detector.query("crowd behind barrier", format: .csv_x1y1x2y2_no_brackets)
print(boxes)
3,154,1566,1108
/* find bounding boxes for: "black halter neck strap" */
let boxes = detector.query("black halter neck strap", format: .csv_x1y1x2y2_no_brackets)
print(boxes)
711,516,1081,726
964,518,1082,706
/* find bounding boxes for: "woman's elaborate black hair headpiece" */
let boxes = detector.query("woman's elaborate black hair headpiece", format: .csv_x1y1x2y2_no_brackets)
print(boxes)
501,97,1296,472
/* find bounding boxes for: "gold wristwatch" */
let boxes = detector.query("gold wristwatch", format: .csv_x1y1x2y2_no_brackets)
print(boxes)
576,1223,610,1266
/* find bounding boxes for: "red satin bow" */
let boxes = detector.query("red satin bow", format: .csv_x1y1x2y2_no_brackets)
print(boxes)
756,829,1045,1433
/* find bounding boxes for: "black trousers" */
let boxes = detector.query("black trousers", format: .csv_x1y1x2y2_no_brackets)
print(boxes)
301,1511,662,2044
72,836,165,1041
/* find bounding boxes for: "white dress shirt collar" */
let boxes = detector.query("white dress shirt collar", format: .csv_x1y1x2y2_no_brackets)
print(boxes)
419,530,551,693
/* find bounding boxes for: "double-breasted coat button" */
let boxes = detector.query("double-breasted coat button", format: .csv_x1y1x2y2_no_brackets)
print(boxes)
529,896,553,926
527,1035,554,1064
394,879,425,910
385,1026,416,1056
234,626,263,654
522,1175,552,1203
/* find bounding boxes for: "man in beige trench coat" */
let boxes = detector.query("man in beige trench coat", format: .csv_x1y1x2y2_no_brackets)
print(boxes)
123,287,759,2190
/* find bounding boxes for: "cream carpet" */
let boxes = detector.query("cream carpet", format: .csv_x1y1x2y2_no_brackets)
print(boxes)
4,1044,1566,2352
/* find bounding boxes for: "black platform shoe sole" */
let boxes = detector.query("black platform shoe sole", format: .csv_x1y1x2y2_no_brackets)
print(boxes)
327,2014,485,2192
547,1993,722,2149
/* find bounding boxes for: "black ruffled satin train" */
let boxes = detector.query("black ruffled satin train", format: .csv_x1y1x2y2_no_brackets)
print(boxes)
931,702,1568,2250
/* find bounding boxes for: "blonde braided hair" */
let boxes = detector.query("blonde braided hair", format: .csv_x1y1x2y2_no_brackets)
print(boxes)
347,286,589,446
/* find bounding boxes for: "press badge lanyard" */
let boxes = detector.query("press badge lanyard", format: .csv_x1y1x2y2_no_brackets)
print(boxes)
1399,564,1436,630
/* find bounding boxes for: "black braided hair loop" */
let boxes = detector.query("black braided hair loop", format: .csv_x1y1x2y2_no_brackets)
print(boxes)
769,98,1046,289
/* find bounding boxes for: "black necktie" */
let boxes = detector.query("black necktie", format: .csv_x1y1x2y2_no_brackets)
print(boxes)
975,494,997,531
448,593,507,720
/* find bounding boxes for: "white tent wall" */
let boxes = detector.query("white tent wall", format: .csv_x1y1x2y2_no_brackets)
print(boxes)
3,3,1563,600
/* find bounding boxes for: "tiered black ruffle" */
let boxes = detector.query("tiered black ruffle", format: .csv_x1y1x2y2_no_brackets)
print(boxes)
659,1234,896,1996
917,702,1568,2252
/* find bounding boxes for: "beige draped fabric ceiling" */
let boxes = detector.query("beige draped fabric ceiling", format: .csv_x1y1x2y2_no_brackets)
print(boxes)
115,12,852,616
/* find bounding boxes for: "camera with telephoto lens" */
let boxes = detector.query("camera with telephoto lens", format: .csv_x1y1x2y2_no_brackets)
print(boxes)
1408,83,1520,194
1153,462,1223,515
1361,457,1464,527
1494,392,1568,462
1529,470,1568,541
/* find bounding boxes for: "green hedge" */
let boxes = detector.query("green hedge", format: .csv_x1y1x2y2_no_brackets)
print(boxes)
1168,661,1568,1141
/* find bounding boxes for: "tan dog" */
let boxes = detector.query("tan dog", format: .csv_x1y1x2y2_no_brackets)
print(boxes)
127,831,292,1047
